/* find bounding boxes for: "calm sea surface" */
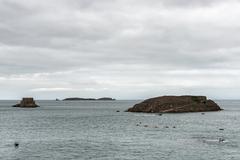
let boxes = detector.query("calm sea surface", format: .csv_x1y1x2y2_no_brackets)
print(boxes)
0,100,239,160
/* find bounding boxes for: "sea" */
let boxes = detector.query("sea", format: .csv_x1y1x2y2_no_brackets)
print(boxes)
0,100,239,160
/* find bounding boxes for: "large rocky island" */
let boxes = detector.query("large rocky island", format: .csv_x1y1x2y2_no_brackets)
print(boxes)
13,97,39,108
127,96,222,113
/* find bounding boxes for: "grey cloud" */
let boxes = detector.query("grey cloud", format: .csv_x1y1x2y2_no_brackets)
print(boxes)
160,0,227,7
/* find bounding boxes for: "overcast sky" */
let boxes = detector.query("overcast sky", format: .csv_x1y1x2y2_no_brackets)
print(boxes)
0,0,240,99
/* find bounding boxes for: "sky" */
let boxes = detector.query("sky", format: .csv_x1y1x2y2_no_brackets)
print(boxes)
0,0,240,100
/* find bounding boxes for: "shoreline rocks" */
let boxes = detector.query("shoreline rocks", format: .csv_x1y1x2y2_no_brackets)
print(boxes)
127,95,222,113
13,98,39,108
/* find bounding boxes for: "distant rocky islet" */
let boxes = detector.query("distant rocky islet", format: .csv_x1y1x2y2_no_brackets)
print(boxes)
12,98,39,108
63,97,116,101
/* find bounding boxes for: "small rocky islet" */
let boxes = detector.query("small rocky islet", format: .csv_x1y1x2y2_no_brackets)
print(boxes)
12,97,39,108
127,95,222,113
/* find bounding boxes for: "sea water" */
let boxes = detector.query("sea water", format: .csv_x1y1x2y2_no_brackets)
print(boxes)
0,100,239,160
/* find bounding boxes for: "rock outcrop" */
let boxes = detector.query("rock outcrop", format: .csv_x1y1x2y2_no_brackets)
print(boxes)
13,98,39,108
127,96,222,113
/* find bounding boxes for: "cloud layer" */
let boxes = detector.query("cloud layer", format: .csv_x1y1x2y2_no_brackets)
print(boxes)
0,0,240,99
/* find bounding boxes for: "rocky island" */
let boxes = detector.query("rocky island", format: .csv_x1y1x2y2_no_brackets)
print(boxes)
13,97,39,108
63,97,116,101
127,96,222,113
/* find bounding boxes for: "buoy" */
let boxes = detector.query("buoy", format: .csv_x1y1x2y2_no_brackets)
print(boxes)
218,138,225,143
14,142,19,148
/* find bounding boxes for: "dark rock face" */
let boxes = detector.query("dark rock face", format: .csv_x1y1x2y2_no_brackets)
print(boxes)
13,98,39,108
127,96,222,113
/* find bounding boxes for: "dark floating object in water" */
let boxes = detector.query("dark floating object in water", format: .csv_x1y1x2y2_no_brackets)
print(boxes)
127,95,222,113
116,110,120,112
12,98,39,108
219,128,224,131
218,138,225,143
165,126,169,128
56,98,60,101
173,126,176,128
159,113,162,116
203,138,226,144
201,113,205,115
14,142,19,148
